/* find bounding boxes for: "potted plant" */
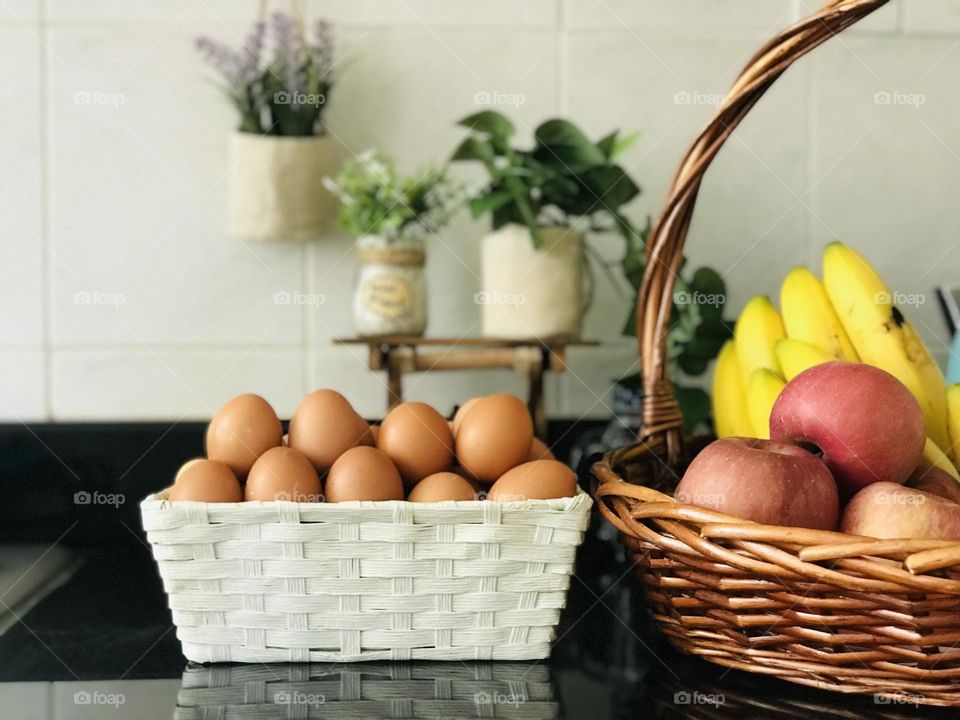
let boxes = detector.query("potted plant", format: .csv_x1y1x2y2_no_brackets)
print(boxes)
451,111,642,339
196,13,338,241
324,151,463,336
453,111,729,430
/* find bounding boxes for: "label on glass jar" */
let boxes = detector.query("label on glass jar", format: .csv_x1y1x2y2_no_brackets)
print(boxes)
360,273,414,319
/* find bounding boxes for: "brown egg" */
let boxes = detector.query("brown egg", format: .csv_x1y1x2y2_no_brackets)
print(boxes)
366,424,379,444
451,397,483,436
528,437,556,461
169,459,242,502
378,402,454,487
288,389,372,474
282,433,289,447
488,460,577,502
244,447,323,502
408,472,478,502
326,446,404,502
447,466,484,493
174,457,205,482
205,394,283,478
455,394,533,483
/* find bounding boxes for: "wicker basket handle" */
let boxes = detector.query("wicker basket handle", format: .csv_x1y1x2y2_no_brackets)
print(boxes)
636,0,889,463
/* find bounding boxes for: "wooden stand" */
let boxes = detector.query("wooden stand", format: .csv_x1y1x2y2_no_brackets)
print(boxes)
333,335,597,437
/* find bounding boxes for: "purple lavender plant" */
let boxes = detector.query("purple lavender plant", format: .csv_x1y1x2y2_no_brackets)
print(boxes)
312,20,334,82
195,13,335,136
270,12,306,95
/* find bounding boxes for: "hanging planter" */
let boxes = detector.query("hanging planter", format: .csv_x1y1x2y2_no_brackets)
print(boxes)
228,132,338,241
479,223,585,339
325,151,463,338
196,11,339,242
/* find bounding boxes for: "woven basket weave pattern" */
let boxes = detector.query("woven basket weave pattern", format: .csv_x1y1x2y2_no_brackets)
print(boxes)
593,0,960,707
143,491,591,663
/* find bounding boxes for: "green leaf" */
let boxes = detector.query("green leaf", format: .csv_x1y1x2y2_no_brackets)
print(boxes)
597,131,618,159
694,316,733,341
458,111,515,142
688,267,726,318
577,165,640,212
677,334,727,376
621,292,639,337
534,119,606,174
597,130,640,160
674,384,711,436
451,136,494,163
502,175,541,246
491,201,524,230
469,190,513,218
610,131,640,159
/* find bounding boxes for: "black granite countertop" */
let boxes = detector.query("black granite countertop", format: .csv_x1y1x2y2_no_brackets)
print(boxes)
0,422,955,718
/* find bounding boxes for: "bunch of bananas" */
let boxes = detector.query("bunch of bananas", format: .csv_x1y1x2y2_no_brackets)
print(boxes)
713,241,960,476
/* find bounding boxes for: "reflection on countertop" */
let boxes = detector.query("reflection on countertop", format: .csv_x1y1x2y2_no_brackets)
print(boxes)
4,655,958,720
176,662,557,718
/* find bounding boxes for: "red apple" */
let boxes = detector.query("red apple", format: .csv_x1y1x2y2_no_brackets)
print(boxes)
769,361,925,498
674,437,839,530
841,481,960,540
906,465,960,505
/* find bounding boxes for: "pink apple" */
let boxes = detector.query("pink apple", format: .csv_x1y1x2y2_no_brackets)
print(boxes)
769,361,925,498
674,437,839,530
841,481,960,540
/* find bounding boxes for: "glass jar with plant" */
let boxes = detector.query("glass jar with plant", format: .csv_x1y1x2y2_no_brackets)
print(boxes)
324,150,463,336
452,111,729,432
195,12,338,241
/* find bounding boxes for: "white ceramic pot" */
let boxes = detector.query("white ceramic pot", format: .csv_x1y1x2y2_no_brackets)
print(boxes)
479,223,584,339
228,132,338,242
352,235,427,336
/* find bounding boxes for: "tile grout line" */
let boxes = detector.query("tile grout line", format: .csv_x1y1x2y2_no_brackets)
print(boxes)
804,45,816,267
302,1,315,398
557,0,569,415
39,0,53,421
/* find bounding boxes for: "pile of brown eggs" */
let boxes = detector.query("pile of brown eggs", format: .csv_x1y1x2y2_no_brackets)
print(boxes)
167,390,578,504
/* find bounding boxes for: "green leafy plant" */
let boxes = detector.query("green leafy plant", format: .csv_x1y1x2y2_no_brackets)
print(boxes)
324,150,463,243
451,111,641,248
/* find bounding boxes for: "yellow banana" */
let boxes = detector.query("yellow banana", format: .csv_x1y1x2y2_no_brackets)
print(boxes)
734,296,785,388
780,267,859,361
774,338,835,381
746,368,786,440
948,384,960,467
922,437,960,481
712,340,753,438
823,242,949,450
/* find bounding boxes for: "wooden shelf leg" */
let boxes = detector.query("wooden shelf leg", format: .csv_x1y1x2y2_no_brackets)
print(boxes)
528,350,547,439
386,349,403,409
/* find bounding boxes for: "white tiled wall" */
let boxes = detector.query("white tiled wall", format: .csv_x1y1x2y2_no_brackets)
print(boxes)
2,0,959,422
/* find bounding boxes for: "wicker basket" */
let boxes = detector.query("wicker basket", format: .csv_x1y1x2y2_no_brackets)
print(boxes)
592,0,960,708
141,489,591,663
174,661,557,719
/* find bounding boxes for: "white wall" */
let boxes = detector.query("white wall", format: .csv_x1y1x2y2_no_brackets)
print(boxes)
1,0,958,423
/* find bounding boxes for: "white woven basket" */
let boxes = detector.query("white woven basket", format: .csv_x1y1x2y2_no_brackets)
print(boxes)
141,489,592,663
175,661,558,719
